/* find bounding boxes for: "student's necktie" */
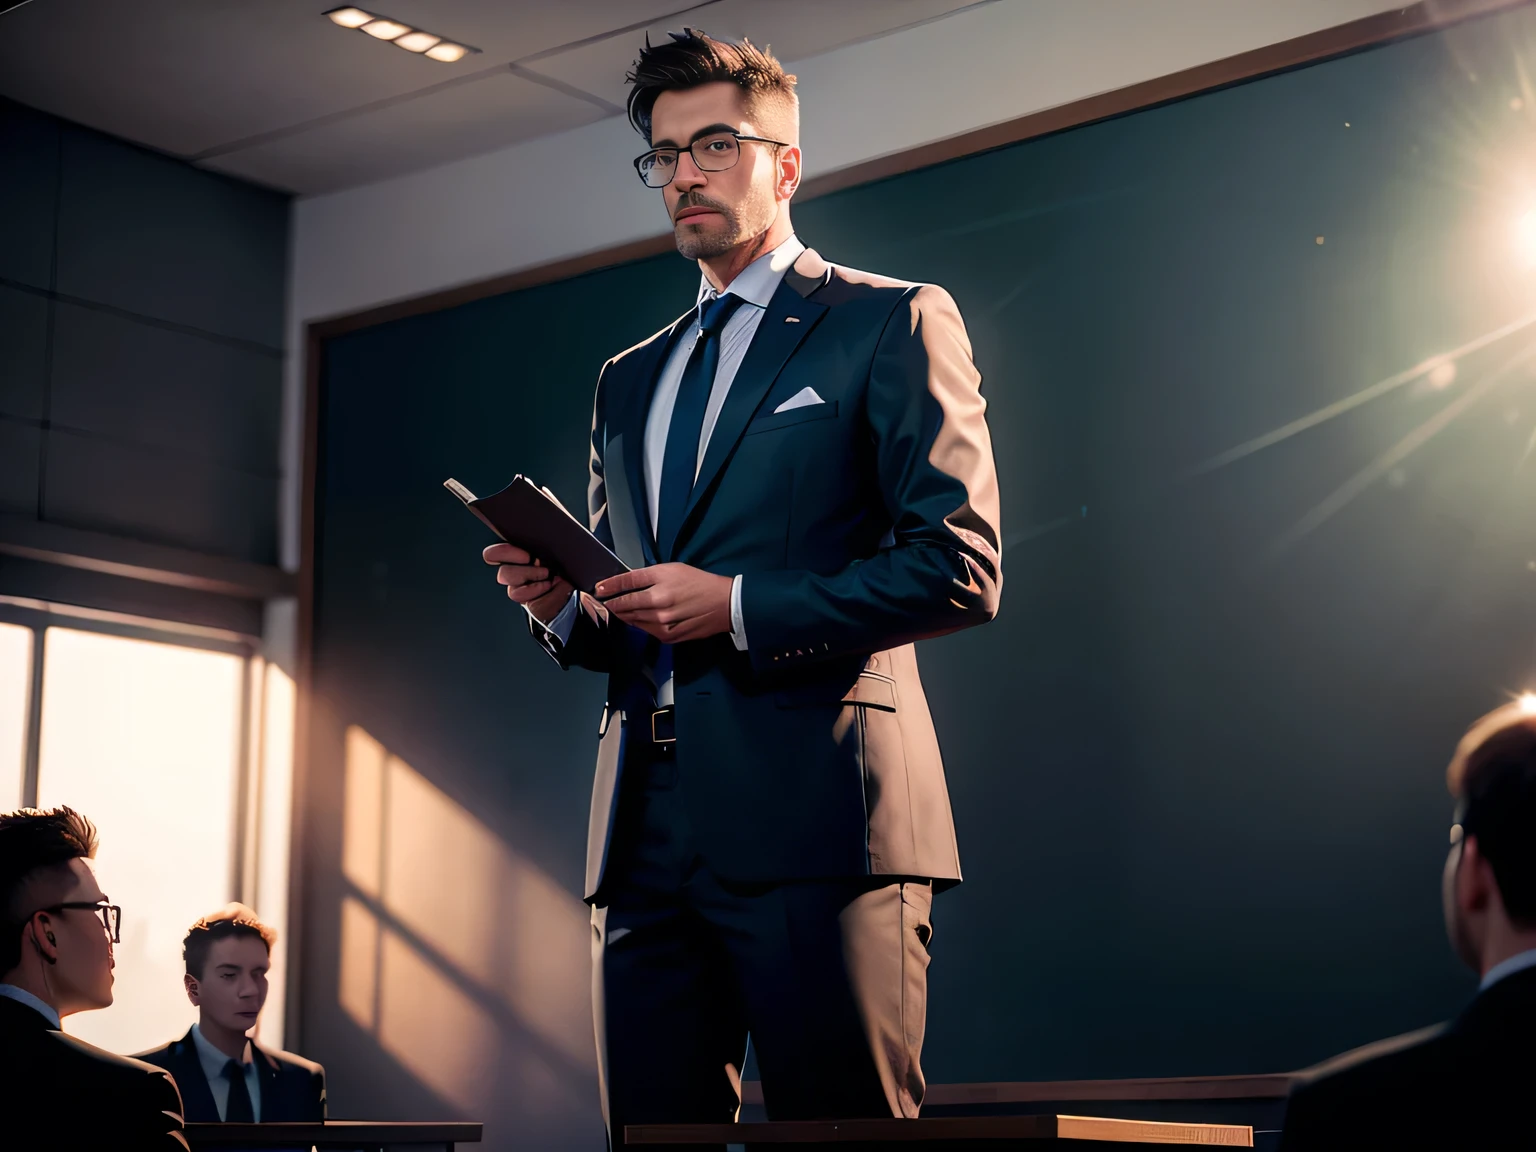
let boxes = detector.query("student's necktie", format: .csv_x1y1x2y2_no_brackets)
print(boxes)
223,1059,255,1123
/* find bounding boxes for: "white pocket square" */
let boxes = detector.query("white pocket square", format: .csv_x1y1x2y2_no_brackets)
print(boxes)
773,387,825,414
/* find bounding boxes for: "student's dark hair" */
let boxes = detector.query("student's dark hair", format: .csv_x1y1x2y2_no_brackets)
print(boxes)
1451,708,1536,925
0,807,99,973
183,903,276,981
625,27,798,142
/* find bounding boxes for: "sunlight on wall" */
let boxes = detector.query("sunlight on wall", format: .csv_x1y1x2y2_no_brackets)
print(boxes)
255,664,296,1050
342,726,385,897
36,629,244,1055
337,725,595,1114
377,922,502,1110
383,761,595,1070
339,894,379,1031
0,624,30,810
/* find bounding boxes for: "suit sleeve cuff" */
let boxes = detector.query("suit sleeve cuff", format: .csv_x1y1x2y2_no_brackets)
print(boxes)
531,591,579,646
729,574,747,651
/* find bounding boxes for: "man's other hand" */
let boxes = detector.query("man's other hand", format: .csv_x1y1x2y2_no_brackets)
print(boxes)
595,564,732,642
484,542,574,623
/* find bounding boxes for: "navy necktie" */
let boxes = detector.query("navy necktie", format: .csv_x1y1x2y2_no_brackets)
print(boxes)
223,1058,255,1122
655,292,744,561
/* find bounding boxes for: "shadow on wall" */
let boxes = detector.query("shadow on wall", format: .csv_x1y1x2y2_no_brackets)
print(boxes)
332,724,599,1140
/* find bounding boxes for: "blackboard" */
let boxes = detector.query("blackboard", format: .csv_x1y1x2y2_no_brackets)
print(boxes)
306,5,1536,1140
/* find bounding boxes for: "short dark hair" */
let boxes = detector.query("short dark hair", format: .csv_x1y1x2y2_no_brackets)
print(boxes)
1449,705,1536,925
183,903,276,981
625,27,798,143
0,807,99,973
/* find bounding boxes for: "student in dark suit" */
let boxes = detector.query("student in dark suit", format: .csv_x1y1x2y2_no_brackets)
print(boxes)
483,28,1001,1149
137,904,325,1123
0,806,188,1150
1280,700,1536,1149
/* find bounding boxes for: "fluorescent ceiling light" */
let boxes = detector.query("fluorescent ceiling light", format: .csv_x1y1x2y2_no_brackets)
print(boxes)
325,7,374,28
361,18,410,40
425,41,472,62
325,9,480,63
394,30,442,53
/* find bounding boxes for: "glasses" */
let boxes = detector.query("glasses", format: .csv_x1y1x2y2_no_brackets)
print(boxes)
38,901,122,944
633,131,789,188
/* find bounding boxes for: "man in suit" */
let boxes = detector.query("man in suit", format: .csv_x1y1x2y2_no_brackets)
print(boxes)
137,903,325,1123
1280,699,1536,1148
483,28,1000,1148
0,805,188,1149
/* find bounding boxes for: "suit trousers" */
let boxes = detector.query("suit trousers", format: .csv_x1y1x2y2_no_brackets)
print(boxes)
591,739,934,1152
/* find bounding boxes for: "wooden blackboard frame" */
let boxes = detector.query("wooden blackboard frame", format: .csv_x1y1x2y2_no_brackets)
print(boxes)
288,0,1533,1051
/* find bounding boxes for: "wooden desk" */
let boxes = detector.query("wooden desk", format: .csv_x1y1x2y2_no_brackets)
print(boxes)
628,1115,1253,1146
184,1121,482,1149
739,1077,1294,1109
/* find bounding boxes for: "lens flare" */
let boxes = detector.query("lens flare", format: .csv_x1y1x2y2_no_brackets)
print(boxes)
1518,209,1536,267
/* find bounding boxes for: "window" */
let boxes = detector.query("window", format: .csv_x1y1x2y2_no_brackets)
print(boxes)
0,623,30,809
0,603,295,1055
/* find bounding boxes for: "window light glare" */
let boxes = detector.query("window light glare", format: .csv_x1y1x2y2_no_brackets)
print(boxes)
325,7,374,28
425,41,471,62
1517,208,1536,267
361,18,411,40
394,31,442,53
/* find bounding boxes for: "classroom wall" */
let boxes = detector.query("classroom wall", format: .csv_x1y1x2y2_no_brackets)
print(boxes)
282,0,1406,570
300,6,1536,1147
0,97,289,570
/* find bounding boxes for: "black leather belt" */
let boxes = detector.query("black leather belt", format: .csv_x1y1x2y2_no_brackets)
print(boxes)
649,706,676,746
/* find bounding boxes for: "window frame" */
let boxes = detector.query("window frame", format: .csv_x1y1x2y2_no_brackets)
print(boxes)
0,594,271,933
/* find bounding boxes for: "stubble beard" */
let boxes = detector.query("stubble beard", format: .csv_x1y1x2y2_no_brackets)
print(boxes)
673,187,773,261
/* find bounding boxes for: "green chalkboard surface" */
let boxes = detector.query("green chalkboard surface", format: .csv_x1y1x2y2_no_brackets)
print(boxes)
308,5,1536,1136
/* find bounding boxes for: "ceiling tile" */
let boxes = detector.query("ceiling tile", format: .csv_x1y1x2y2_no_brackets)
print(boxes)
520,0,984,118
199,67,608,194
0,0,686,157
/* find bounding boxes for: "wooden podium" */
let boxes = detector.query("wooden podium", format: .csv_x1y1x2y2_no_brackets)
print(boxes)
184,1121,482,1149
627,1074,1294,1148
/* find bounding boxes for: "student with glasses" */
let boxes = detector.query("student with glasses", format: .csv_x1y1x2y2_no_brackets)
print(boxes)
0,805,188,1149
483,27,1001,1150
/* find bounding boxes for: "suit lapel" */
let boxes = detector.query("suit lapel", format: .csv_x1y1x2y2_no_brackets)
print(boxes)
675,271,828,548
618,314,692,567
253,1041,280,1121
170,1028,220,1123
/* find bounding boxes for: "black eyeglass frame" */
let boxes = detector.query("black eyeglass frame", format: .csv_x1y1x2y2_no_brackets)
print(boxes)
35,901,123,944
632,131,791,188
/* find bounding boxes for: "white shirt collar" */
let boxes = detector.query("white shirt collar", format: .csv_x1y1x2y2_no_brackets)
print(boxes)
0,983,61,1029
192,1021,253,1079
1478,946,1536,992
695,234,806,310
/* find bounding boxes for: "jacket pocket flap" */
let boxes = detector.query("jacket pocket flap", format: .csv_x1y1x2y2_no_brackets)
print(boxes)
775,670,897,711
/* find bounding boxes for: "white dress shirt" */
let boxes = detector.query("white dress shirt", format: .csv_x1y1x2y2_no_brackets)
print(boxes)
536,235,807,697
191,1022,262,1122
1478,945,1536,992
0,982,61,1028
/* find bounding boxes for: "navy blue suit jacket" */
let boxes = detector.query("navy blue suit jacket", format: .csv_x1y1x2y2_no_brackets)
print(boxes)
0,995,187,1149
532,248,1003,901
136,1027,325,1124
1279,967,1536,1149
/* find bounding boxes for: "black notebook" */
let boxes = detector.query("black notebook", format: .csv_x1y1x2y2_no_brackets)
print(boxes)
445,476,628,593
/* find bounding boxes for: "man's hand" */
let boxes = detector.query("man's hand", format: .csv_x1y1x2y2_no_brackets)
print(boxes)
483,542,574,623
595,564,732,643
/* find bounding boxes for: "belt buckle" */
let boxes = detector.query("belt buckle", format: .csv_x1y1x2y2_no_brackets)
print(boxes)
651,708,676,745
